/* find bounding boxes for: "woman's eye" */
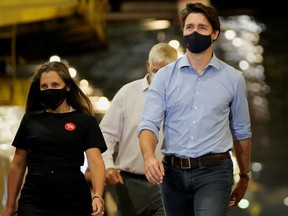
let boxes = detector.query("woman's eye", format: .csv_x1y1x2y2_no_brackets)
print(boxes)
52,83,60,88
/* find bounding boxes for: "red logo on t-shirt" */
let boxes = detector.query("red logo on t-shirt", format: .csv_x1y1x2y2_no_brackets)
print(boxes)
64,122,76,131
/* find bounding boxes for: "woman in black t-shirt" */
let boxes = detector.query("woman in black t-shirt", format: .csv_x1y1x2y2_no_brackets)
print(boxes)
0,61,107,216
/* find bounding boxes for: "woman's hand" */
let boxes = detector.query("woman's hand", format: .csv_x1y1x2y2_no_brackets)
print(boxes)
91,195,105,215
0,207,16,216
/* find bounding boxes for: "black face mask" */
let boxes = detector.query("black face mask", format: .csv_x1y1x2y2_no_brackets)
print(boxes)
40,88,67,111
183,31,212,53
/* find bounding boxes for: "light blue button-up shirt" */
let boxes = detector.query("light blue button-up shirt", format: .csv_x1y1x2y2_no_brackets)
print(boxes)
138,53,252,158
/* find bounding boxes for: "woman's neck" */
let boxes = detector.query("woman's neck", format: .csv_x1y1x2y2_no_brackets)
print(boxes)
47,103,74,113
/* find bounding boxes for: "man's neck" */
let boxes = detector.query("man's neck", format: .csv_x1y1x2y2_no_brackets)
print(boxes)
187,49,213,74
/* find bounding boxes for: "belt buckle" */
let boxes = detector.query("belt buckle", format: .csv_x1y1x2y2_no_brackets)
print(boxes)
180,158,191,169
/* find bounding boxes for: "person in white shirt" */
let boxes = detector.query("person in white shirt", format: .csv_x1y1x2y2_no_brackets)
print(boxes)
100,43,178,216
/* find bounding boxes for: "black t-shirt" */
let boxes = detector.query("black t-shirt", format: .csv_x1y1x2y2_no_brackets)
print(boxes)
12,110,107,170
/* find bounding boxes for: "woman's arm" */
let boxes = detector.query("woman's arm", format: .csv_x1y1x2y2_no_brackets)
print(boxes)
86,148,106,215
1,148,27,216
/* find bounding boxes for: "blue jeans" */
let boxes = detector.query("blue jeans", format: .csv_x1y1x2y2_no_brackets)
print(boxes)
160,156,234,216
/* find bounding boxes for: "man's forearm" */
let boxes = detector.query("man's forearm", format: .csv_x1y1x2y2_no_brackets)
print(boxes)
139,129,158,159
233,139,251,173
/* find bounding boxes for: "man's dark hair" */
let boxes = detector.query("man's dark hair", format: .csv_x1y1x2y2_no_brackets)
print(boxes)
180,2,221,36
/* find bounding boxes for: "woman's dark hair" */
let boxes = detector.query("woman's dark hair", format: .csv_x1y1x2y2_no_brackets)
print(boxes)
180,3,221,37
25,61,93,115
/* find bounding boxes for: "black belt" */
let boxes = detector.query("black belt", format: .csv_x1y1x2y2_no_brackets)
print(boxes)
163,151,230,169
120,171,147,181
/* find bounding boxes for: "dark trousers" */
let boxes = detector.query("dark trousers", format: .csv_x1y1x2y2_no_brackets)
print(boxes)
115,171,165,216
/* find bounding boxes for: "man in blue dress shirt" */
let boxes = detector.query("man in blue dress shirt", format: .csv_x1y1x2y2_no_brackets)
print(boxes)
138,2,252,216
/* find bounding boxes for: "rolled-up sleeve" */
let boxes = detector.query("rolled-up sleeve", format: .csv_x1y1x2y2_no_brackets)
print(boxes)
138,70,166,140
229,73,252,140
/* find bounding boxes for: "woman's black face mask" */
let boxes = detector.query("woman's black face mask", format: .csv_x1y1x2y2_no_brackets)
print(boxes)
40,88,67,110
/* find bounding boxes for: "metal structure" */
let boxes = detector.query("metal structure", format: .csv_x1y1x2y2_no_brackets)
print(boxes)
0,0,108,105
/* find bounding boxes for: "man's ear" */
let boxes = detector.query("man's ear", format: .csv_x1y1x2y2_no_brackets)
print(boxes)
212,30,220,41
146,60,150,71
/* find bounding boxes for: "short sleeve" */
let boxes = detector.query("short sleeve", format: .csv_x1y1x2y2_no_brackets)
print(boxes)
11,113,29,150
83,116,107,153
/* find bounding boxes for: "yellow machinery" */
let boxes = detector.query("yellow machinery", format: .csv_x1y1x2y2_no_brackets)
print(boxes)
0,0,108,105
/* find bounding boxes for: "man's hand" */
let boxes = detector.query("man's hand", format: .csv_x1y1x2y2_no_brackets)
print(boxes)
229,178,249,207
143,156,164,185
105,168,124,185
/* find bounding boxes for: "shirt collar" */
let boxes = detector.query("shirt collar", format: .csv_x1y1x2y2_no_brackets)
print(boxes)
178,52,220,71
141,74,150,92
207,53,220,71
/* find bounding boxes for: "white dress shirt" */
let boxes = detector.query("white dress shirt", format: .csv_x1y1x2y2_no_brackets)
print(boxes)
100,74,163,174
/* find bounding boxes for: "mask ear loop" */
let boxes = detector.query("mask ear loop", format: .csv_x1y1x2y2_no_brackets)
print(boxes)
66,84,71,92
150,72,156,81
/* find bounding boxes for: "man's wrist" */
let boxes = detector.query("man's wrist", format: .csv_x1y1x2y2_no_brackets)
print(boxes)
239,171,252,180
